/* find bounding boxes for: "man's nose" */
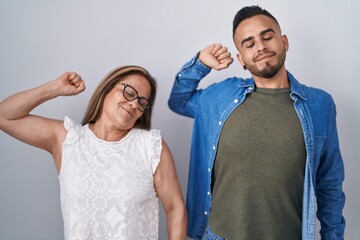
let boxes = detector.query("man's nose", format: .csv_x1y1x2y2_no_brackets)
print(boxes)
257,40,267,52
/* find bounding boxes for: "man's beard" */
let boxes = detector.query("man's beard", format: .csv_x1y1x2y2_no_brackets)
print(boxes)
245,50,286,79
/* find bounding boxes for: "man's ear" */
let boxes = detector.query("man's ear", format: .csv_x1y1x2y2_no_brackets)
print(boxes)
237,53,247,70
282,34,289,52
237,52,245,67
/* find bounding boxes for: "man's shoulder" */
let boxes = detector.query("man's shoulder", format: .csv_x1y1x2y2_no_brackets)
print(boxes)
302,84,334,102
297,84,337,118
288,71,333,102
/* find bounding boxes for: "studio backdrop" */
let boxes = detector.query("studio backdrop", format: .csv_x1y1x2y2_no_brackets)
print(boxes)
1,0,359,239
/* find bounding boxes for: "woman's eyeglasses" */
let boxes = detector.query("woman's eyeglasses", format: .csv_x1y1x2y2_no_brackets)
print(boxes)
120,83,152,112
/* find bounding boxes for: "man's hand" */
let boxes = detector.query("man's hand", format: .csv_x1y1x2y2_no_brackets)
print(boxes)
198,43,234,71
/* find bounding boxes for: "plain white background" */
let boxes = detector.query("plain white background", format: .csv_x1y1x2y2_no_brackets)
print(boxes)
0,0,359,239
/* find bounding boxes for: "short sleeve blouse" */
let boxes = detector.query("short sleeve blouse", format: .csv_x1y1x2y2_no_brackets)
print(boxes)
59,116,162,240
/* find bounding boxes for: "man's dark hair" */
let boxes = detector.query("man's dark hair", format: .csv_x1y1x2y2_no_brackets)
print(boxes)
233,5,279,36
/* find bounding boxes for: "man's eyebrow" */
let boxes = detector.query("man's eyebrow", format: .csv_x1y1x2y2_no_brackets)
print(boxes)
241,36,254,47
240,28,276,47
260,28,275,36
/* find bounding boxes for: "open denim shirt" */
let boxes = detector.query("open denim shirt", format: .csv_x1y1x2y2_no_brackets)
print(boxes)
168,54,345,240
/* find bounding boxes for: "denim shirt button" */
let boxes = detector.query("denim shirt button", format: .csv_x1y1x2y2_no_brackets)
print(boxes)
248,87,253,90
212,145,216,150
178,73,182,77
234,99,238,103
218,121,221,125
207,191,210,195
204,211,208,215
208,168,211,172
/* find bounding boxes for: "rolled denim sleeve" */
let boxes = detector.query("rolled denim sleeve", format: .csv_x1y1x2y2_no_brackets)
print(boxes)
168,53,211,118
316,101,346,240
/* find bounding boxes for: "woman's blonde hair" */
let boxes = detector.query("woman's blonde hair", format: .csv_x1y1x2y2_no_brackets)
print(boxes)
81,65,157,130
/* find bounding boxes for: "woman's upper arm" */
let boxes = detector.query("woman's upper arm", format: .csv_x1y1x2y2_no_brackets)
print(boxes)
153,139,184,210
0,114,66,155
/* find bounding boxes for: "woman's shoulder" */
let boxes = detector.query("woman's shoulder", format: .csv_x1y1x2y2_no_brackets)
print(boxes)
131,128,162,174
63,116,86,142
132,128,161,138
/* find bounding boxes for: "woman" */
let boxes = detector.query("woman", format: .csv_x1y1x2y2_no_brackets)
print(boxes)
0,66,187,240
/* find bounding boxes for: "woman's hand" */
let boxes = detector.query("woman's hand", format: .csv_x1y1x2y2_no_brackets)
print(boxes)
53,72,86,97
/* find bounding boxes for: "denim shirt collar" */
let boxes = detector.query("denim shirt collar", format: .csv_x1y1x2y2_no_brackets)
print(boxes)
240,71,308,101
288,71,308,101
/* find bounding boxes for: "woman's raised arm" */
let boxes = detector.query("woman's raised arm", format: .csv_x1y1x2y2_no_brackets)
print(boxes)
0,72,85,170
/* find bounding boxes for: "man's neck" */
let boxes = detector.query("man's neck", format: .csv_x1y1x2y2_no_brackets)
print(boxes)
252,67,289,89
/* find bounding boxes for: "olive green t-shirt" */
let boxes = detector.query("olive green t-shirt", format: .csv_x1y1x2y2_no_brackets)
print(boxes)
209,88,306,240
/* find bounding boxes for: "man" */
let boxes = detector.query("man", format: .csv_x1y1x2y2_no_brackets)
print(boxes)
168,5,345,240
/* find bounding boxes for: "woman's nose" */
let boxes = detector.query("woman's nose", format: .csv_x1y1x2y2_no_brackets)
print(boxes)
128,99,138,109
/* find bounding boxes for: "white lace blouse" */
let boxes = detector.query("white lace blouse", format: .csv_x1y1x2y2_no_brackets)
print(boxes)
59,117,162,240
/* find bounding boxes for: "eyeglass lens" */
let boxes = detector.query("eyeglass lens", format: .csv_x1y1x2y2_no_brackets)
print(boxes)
122,84,151,111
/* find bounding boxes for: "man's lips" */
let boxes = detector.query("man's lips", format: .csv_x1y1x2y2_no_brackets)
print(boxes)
254,52,275,62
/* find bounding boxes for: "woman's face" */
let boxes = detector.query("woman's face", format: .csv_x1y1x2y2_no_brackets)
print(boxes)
102,74,151,130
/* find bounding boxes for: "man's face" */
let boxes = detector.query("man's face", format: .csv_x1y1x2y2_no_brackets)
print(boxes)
233,14,288,79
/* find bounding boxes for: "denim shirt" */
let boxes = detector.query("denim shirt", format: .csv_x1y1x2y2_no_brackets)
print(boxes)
168,55,346,240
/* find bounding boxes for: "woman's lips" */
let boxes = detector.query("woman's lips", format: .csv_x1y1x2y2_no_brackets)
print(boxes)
121,106,134,116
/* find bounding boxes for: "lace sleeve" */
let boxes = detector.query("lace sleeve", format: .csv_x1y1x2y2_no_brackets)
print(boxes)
63,116,75,131
150,129,162,174
63,116,80,144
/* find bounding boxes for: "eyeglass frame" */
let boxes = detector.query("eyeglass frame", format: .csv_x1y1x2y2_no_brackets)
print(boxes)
120,83,152,112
